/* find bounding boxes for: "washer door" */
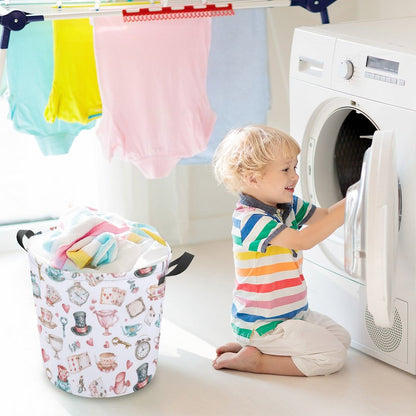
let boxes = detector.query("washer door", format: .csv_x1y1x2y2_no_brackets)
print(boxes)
345,131,399,327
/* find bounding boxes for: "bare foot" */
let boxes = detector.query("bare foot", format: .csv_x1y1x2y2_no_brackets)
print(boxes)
215,342,242,356
213,346,262,373
213,345,305,376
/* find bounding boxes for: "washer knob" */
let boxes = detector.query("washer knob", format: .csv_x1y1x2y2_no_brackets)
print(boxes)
338,60,354,80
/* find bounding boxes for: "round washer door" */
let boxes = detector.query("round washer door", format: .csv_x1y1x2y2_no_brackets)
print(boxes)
345,130,398,327
363,130,398,327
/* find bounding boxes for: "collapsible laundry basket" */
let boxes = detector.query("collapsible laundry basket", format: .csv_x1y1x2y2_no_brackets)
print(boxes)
17,224,193,398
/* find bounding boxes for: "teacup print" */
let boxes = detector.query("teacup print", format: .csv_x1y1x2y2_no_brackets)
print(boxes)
96,352,117,372
45,266,65,282
121,323,142,337
39,307,57,329
147,283,166,300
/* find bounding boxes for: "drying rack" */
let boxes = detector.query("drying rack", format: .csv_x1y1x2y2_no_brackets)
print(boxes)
0,0,337,87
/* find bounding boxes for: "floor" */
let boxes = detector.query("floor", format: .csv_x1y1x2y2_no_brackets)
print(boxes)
2,239,415,415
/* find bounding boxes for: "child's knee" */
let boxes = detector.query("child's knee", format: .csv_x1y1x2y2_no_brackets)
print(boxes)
293,345,348,376
340,328,351,350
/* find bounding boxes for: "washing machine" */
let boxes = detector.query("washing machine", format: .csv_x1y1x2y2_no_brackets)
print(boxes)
289,16,416,374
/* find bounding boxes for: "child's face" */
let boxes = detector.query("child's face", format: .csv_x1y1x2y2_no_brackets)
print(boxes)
247,154,299,206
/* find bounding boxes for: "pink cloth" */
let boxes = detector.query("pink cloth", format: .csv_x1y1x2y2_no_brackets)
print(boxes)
93,16,216,178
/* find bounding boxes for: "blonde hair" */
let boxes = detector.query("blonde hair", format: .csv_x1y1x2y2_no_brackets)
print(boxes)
213,125,301,194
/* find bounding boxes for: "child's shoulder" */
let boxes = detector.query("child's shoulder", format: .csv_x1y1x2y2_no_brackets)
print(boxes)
234,200,264,215
233,201,274,226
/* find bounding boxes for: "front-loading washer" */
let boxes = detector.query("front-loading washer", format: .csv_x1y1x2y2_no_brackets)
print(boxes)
289,17,416,374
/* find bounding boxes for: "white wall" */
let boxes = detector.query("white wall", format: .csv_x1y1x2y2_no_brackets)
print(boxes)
99,0,416,247
356,0,416,19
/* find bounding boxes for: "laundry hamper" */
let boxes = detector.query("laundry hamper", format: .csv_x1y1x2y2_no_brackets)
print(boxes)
17,227,193,398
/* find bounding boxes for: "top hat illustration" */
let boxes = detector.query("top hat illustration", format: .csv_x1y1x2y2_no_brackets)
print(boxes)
133,363,152,391
71,311,92,336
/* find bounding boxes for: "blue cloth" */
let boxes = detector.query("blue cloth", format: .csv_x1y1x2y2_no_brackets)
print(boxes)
0,63,6,96
180,9,270,165
6,21,95,155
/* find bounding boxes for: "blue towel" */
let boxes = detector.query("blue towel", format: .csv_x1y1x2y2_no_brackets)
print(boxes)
180,9,270,165
6,21,95,156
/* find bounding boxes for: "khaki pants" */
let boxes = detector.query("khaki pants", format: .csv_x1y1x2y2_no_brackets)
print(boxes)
235,310,351,376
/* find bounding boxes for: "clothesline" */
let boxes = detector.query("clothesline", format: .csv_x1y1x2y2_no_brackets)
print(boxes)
0,1,337,29
0,1,292,19
0,0,295,83
0,0,337,84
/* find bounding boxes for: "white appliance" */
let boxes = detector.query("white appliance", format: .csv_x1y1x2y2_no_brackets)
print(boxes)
289,17,416,374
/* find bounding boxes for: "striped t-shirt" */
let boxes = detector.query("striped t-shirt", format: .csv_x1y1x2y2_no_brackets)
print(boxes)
231,194,316,338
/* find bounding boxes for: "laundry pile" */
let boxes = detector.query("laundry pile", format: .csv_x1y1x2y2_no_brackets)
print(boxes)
29,207,170,272
2,9,269,178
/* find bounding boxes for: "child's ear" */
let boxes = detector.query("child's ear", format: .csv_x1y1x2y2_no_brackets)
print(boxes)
243,172,260,186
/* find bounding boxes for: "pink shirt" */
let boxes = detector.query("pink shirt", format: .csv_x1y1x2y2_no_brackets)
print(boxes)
93,16,216,178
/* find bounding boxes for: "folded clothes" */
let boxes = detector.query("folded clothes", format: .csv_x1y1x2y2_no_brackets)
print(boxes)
66,232,118,269
35,207,168,271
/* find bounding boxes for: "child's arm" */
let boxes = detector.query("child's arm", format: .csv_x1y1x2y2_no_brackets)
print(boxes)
270,199,345,251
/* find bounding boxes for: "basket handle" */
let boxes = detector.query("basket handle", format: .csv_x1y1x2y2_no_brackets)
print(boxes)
166,252,194,277
16,229,37,251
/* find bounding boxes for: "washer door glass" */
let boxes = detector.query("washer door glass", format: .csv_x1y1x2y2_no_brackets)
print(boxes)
306,108,376,208
335,111,376,198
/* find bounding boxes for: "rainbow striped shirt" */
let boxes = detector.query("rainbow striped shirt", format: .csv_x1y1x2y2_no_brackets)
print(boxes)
231,194,316,338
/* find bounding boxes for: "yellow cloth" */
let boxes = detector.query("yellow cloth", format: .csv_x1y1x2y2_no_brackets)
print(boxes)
44,19,102,124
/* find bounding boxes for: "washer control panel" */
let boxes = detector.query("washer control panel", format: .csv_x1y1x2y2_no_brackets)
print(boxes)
331,38,416,110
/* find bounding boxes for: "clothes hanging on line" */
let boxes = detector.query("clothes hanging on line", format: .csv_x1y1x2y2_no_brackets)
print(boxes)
93,15,216,179
6,21,95,156
44,18,102,125
180,9,270,165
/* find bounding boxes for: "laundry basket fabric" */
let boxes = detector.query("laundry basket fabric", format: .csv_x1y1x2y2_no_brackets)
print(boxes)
17,228,193,398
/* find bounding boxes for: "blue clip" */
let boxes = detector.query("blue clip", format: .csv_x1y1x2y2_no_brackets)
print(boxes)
291,0,338,24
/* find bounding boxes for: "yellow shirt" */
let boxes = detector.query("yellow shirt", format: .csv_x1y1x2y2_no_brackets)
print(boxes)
44,19,102,124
